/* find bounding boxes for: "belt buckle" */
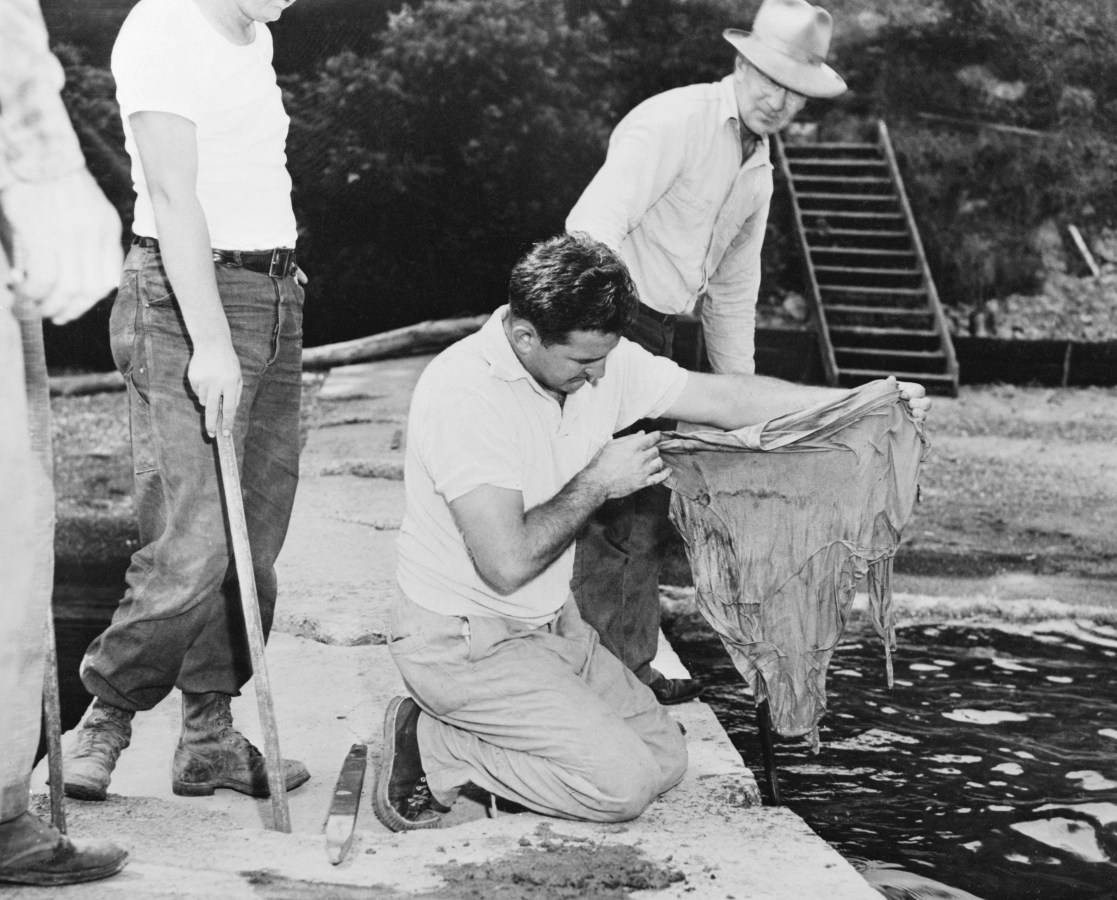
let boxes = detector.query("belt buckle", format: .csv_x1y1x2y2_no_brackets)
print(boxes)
269,248,294,278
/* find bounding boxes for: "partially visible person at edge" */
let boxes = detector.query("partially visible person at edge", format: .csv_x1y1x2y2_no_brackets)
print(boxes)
373,233,930,832
0,0,129,885
61,0,311,803
565,0,847,706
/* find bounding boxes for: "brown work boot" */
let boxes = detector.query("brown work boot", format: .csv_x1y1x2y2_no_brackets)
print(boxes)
62,699,134,801
0,812,127,886
171,692,310,797
373,696,450,832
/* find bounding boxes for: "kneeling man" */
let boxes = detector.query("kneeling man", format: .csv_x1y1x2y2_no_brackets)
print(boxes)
375,233,929,830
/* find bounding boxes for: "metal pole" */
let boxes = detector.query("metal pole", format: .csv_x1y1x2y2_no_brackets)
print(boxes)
214,408,291,832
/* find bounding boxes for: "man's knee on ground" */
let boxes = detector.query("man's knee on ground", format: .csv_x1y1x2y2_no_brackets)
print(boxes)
583,751,664,822
659,727,689,794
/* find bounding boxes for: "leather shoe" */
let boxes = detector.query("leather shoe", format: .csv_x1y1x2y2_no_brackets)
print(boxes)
0,812,127,886
649,676,704,705
373,696,451,832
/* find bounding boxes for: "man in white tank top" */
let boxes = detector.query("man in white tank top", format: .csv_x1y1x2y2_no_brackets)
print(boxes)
63,0,311,802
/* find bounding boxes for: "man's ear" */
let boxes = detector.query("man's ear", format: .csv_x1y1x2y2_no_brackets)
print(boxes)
508,318,541,355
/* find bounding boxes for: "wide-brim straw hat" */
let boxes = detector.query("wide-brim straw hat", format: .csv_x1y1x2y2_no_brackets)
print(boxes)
724,0,847,99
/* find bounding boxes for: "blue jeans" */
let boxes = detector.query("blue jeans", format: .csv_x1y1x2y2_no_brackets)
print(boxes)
81,245,303,711
572,310,676,685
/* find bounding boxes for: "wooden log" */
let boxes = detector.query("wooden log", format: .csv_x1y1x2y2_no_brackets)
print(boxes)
47,314,491,395
49,370,125,397
301,314,489,370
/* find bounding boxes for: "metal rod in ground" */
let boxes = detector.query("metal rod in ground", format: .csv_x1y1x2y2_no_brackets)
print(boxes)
42,612,66,834
756,699,782,806
215,409,291,833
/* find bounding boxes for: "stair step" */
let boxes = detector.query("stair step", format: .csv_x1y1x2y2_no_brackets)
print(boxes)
799,210,905,220
838,368,958,383
821,285,927,297
810,247,915,259
796,192,899,203
836,347,946,360
784,142,879,152
792,175,893,187
788,158,888,169
824,305,932,317
806,227,909,239
830,326,939,337
815,265,922,277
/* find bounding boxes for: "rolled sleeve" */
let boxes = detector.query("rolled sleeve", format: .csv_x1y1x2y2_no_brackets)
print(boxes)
702,198,767,375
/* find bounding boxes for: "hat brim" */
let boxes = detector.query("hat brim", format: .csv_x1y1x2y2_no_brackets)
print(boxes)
724,28,847,99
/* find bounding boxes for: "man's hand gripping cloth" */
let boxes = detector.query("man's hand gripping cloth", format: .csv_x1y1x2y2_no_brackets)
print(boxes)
659,379,929,749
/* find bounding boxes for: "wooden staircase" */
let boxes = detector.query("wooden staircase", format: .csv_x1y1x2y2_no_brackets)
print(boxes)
775,121,959,395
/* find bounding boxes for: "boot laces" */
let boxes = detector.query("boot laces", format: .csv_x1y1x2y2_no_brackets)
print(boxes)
404,776,438,819
208,696,263,759
74,719,129,759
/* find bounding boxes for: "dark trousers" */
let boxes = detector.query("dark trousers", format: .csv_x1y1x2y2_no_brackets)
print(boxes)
81,245,304,711
571,308,676,685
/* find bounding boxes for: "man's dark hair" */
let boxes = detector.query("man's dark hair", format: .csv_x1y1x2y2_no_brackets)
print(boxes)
508,233,638,346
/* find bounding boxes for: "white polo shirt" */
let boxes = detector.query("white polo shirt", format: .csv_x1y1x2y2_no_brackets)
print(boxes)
396,307,689,625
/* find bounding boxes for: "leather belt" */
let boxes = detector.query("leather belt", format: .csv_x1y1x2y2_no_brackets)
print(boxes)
132,235,298,278
637,302,677,325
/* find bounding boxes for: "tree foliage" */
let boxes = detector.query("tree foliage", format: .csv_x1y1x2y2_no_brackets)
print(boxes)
49,0,1117,364
284,0,618,343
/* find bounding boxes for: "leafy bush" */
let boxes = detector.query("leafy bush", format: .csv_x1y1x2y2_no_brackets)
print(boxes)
284,0,619,344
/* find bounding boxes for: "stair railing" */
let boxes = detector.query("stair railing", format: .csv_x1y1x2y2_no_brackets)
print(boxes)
876,120,960,393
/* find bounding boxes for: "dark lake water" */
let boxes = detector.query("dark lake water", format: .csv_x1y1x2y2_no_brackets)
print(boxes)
666,614,1117,900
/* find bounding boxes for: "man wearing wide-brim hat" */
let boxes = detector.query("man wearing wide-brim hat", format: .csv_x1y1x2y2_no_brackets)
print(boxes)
566,0,846,707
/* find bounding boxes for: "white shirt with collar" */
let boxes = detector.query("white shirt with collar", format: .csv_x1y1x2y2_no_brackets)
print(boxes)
566,74,772,375
396,306,689,625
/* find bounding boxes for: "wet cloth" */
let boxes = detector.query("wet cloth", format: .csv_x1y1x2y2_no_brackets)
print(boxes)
659,379,928,742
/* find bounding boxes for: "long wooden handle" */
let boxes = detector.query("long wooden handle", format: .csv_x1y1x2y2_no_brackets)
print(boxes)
215,408,291,833
42,613,66,834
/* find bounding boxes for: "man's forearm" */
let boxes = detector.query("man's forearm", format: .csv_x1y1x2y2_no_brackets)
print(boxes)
722,374,846,428
670,369,848,432
149,194,231,349
494,467,610,594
